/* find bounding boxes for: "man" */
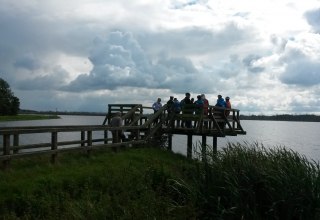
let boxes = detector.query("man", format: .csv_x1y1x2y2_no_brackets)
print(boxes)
215,95,226,129
215,95,226,108
180,92,192,128
152,98,162,124
110,112,126,143
166,96,174,114
166,96,174,125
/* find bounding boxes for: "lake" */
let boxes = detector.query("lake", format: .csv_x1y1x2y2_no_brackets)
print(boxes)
1,115,319,161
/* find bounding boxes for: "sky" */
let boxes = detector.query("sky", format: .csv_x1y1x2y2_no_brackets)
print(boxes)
1,0,320,115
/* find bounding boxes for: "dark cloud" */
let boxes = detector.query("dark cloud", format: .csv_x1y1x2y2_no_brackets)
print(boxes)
217,55,242,78
242,54,265,73
138,23,255,57
304,8,320,33
280,59,320,86
279,38,320,86
290,98,320,113
14,54,42,70
16,66,69,90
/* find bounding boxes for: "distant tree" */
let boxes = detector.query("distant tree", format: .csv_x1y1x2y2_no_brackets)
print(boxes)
0,78,20,115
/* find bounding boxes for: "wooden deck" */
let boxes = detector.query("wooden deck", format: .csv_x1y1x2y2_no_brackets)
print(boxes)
0,104,246,169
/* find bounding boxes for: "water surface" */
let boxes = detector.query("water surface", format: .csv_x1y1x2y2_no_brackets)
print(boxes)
1,116,319,161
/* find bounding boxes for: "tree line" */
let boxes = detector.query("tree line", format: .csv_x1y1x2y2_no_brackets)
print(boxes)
0,78,20,115
240,114,320,122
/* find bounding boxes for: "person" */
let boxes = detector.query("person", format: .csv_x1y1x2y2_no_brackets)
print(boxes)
194,95,204,128
201,94,209,115
194,95,204,115
166,96,174,124
215,95,226,129
173,97,181,127
180,93,192,128
225,96,231,117
152,98,162,124
215,94,226,108
166,96,174,112
201,94,209,128
110,112,126,143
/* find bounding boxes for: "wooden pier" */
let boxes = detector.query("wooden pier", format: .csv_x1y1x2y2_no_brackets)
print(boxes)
0,104,246,169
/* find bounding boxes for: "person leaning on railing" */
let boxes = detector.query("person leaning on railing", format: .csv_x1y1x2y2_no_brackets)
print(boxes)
173,97,181,127
110,112,126,143
194,95,204,128
152,98,162,124
180,92,192,128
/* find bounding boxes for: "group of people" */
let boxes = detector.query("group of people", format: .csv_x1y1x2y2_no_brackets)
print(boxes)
110,93,232,143
152,93,232,128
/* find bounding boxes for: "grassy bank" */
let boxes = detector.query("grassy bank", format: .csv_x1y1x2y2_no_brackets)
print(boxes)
0,144,319,219
0,114,60,121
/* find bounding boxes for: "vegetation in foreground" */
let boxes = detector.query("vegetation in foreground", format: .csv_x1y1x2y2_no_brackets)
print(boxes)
0,114,60,121
0,143,320,219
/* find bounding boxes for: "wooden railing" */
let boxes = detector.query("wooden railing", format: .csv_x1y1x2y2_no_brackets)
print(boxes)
0,125,146,169
0,104,246,168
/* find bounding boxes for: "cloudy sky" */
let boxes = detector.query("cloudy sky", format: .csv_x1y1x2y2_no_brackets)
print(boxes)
1,0,320,115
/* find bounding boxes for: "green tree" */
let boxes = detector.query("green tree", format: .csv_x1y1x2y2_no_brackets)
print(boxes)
0,78,20,115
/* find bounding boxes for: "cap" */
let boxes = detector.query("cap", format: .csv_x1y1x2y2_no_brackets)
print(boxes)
226,96,230,100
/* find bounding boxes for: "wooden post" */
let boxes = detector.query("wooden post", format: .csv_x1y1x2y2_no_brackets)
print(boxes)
135,129,140,140
187,134,192,159
87,130,92,146
13,134,19,154
232,110,236,130
202,135,207,160
2,134,11,169
168,134,172,151
104,130,108,144
213,136,217,153
51,132,58,164
81,131,85,147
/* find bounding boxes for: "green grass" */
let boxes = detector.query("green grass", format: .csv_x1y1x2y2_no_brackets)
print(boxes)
0,114,60,121
0,144,320,219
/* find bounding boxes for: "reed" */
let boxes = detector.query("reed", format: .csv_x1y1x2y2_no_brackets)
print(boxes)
190,142,320,219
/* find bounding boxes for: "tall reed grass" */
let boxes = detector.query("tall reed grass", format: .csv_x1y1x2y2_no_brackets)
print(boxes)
189,142,320,219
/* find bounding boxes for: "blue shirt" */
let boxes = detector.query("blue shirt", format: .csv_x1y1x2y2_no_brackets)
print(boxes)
216,97,226,107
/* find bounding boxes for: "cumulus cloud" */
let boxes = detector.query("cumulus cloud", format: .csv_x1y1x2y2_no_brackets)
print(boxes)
65,31,201,92
305,8,320,33
278,33,320,86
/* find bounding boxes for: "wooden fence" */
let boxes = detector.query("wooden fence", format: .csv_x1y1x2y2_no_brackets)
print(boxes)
0,125,146,169
0,104,246,169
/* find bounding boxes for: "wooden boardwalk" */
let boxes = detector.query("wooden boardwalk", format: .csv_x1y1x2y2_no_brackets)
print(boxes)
0,104,246,168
